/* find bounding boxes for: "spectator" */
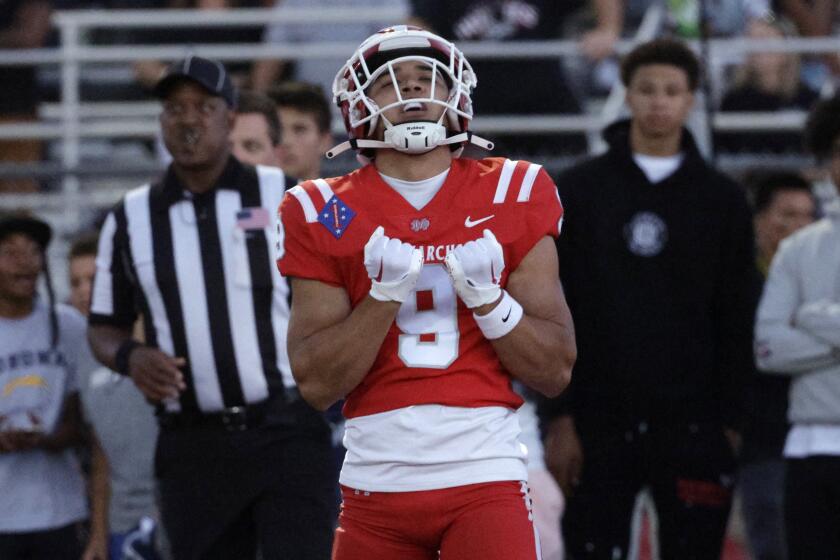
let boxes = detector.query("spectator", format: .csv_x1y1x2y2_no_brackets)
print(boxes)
540,38,759,560
716,18,819,154
0,211,91,559
87,56,336,559
579,0,627,62
68,233,162,560
251,0,407,98
754,94,840,560
0,1,52,192
278,25,576,559
409,0,585,155
777,0,840,82
68,234,98,317
267,81,333,181
751,172,817,275
739,172,816,560
231,90,284,167
133,0,265,93
666,0,771,38
570,0,657,96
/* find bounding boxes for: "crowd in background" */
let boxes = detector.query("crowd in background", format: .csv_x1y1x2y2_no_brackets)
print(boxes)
1,1,840,559
2,0,840,193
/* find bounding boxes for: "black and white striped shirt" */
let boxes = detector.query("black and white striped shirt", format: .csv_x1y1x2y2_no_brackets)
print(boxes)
90,157,296,413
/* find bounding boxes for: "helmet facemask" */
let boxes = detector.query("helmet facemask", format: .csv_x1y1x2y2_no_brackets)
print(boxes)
328,26,493,160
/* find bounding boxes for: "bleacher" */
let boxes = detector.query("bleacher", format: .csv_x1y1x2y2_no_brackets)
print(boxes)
1,4,837,296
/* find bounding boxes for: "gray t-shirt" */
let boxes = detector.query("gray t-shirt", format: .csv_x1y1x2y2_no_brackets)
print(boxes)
79,365,159,533
0,301,92,532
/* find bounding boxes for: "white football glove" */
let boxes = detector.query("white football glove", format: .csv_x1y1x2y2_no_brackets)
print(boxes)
444,229,505,308
364,226,424,303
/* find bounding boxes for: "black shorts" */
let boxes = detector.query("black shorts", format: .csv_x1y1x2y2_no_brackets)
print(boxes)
0,522,84,560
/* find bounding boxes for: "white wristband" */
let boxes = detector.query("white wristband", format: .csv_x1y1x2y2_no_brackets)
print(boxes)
473,290,523,340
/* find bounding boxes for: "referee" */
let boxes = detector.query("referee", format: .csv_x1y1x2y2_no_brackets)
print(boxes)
87,56,335,560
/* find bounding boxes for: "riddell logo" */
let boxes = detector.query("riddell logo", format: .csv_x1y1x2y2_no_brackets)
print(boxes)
406,125,424,130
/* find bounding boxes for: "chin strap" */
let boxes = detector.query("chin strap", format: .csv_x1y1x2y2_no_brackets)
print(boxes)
326,129,494,159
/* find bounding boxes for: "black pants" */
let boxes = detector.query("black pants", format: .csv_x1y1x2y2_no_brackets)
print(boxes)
785,455,840,560
0,522,83,560
563,420,736,560
156,400,337,560
739,458,787,560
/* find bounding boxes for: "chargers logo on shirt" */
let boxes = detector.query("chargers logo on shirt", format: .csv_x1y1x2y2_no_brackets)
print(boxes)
3,375,47,397
1,373,51,431
318,195,356,239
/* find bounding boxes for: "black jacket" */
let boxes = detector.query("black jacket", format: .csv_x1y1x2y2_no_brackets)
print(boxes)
541,120,760,431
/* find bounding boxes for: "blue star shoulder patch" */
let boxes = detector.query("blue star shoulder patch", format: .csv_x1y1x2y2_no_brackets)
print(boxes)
318,194,356,239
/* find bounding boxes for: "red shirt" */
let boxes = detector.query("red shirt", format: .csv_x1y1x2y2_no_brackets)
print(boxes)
278,157,563,418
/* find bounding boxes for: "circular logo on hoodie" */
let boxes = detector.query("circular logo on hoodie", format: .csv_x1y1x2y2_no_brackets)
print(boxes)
624,211,667,256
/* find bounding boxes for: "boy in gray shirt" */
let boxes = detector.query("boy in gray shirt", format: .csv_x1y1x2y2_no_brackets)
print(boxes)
755,95,840,559
0,212,90,559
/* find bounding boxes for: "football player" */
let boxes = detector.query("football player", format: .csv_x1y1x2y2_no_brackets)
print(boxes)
277,26,576,560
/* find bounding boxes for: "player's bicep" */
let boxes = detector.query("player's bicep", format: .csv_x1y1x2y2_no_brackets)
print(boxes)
287,277,352,352
506,236,571,326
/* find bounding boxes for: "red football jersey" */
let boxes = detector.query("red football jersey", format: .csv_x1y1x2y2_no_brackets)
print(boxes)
278,157,563,419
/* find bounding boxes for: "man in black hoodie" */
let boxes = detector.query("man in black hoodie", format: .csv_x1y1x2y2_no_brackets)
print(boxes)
540,39,759,560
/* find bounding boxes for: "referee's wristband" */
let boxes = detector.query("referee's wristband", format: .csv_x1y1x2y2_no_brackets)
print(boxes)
473,290,523,340
114,339,142,376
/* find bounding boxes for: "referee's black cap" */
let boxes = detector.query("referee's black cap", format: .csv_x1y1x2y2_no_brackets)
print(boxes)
154,55,238,108
0,211,52,249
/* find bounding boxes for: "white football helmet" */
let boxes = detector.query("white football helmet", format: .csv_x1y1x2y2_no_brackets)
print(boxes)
327,25,493,160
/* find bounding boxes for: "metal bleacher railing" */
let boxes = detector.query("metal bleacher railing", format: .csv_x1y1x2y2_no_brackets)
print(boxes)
2,6,837,186
0,6,838,295
3,7,838,173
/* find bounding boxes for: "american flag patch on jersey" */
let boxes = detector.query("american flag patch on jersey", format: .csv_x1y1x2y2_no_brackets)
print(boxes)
236,207,270,230
318,195,355,239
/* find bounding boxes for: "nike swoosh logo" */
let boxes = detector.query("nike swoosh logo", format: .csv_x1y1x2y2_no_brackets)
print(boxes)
501,307,512,322
465,214,495,228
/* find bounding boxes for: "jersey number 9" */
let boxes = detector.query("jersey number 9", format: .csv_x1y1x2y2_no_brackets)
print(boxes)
396,265,459,368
